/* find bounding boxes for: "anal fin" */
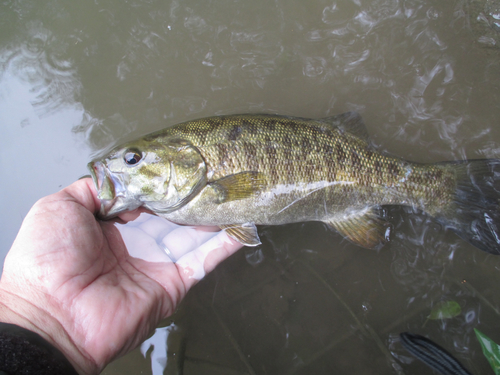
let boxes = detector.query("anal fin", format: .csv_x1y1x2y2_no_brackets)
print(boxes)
325,207,391,250
220,223,261,247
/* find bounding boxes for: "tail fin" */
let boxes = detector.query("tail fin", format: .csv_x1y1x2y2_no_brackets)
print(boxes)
440,159,500,254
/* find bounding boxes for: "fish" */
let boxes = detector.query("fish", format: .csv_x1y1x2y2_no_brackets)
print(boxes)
88,112,500,254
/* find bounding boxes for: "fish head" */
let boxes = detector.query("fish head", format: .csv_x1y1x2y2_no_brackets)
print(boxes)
88,136,207,220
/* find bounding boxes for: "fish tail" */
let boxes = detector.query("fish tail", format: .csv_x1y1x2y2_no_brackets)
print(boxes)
439,159,500,254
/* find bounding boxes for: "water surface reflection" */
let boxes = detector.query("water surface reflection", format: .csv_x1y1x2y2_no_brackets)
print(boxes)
0,20,89,257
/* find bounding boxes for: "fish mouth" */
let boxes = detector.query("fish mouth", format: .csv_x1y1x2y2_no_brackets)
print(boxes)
88,161,116,200
87,161,142,219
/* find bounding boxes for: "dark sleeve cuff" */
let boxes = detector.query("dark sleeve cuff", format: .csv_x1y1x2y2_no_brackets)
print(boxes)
0,322,79,375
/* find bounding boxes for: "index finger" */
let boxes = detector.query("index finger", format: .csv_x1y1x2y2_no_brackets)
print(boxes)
175,230,243,288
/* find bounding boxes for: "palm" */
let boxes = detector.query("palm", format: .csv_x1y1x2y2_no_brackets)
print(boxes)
0,179,242,372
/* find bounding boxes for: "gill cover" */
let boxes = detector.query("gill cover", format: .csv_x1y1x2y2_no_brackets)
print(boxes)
148,138,207,213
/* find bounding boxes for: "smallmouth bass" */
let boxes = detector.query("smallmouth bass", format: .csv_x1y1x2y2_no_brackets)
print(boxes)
88,112,500,254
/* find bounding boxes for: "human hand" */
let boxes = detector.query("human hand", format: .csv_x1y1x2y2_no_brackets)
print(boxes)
0,178,243,374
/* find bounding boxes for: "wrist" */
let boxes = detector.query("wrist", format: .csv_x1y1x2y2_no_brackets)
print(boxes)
0,288,97,375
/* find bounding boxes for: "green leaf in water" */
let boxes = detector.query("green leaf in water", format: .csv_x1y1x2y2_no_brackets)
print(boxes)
474,328,500,375
428,300,461,320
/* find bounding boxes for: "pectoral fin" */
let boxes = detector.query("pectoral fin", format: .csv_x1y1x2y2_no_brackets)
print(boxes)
325,207,391,250
210,172,267,203
220,223,261,246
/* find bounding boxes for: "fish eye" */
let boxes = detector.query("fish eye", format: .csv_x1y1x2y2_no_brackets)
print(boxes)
124,149,143,166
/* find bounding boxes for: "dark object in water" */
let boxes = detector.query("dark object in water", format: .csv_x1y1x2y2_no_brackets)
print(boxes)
400,332,472,375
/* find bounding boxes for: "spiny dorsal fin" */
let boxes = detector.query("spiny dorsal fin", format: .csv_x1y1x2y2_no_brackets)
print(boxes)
318,112,369,141
220,223,261,246
325,207,391,250
210,172,267,203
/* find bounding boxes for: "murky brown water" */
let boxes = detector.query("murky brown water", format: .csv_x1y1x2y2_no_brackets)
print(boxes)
2,0,500,374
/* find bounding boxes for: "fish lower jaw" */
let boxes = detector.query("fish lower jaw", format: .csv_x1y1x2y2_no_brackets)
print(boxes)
97,196,143,220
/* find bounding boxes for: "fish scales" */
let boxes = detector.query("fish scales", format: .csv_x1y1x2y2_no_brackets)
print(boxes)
144,115,455,224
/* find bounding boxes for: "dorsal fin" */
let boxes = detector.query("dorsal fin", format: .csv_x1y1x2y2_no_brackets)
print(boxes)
318,112,369,141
